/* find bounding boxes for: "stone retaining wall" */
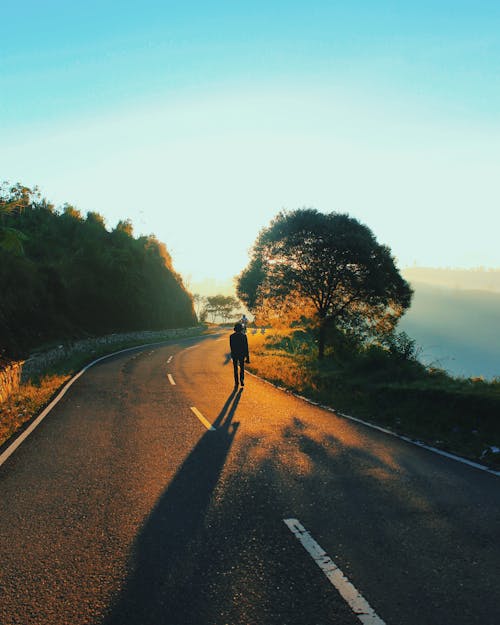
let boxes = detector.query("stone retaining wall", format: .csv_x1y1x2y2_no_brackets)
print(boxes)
0,327,200,401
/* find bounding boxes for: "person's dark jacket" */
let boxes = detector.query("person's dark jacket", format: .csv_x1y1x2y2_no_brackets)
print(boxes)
230,331,249,360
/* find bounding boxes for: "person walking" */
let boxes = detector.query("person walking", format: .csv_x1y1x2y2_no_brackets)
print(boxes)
230,322,250,387
240,313,248,333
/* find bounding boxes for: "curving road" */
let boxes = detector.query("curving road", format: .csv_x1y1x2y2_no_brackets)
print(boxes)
1,331,499,625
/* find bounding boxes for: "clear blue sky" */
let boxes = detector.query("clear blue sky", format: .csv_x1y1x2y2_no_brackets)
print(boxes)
2,1,500,282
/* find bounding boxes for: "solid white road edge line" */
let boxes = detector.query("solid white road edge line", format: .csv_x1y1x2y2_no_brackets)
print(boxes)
0,341,174,469
246,371,500,478
190,407,216,431
284,518,386,625
167,374,176,385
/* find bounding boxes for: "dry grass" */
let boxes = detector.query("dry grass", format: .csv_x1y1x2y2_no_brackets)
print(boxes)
0,327,207,449
247,329,315,393
0,374,70,447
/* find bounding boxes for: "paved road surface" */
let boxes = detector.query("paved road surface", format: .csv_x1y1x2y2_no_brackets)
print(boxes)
1,332,499,625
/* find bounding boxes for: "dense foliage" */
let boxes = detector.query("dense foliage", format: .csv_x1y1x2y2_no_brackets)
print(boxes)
237,208,413,358
0,183,196,358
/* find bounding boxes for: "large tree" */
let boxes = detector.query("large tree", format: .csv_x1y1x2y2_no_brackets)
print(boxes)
236,208,413,358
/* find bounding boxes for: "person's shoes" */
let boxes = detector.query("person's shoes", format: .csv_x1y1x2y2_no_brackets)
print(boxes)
240,381,245,387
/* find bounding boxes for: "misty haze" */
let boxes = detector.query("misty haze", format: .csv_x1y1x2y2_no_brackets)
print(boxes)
401,268,500,380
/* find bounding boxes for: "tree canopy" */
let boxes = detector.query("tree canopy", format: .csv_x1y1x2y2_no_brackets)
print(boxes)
0,182,196,358
236,208,413,358
0,182,31,255
203,294,240,323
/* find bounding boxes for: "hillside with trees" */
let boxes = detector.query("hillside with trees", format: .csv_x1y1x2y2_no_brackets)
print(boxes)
0,182,196,359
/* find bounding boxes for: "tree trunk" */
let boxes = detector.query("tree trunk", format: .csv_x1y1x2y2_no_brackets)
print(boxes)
318,318,327,359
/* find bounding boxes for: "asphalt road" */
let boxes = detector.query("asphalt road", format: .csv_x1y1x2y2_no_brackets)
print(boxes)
1,331,499,625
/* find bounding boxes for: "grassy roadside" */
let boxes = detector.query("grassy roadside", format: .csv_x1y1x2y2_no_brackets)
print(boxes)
0,374,71,448
246,328,500,470
0,326,208,449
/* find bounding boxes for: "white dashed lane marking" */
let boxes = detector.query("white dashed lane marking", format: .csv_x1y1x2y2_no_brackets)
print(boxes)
167,374,176,385
284,518,386,625
190,407,216,431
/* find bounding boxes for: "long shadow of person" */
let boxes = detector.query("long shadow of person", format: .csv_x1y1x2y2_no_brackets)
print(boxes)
100,389,243,625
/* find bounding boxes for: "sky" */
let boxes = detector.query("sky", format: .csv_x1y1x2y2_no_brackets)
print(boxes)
2,1,500,285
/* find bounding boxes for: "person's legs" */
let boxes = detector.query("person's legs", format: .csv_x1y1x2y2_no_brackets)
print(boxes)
239,357,245,385
232,358,239,386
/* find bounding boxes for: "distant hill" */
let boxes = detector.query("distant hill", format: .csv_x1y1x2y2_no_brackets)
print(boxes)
399,281,500,380
403,267,500,292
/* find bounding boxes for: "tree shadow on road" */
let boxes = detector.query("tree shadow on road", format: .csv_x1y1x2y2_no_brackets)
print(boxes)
100,388,242,625
230,415,500,625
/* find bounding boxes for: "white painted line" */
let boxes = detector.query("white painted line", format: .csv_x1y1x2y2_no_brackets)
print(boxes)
190,407,216,431
334,410,500,475
167,355,173,363
0,341,172,469
167,374,176,385
245,371,500,478
284,519,386,625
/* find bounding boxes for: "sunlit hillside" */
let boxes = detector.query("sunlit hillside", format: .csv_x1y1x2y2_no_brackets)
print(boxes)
399,279,500,380
0,184,196,358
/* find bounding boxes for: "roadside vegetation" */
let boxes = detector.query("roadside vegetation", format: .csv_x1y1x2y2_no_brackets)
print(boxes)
0,179,204,449
0,182,196,360
238,208,500,469
0,327,207,449
0,373,70,448
246,325,500,468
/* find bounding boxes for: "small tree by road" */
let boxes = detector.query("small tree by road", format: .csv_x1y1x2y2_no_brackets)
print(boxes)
203,294,239,324
192,294,207,322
